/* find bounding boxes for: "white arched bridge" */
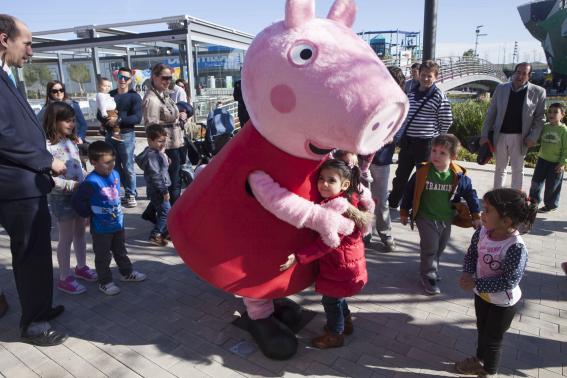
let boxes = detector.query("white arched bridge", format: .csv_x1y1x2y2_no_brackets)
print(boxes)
398,56,508,91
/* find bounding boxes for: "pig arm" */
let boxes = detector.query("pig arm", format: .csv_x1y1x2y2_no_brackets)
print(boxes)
248,170,354,248
359,185,375,236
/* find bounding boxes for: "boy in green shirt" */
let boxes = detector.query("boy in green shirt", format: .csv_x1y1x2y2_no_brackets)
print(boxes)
529,103,567,213
400,134,481,295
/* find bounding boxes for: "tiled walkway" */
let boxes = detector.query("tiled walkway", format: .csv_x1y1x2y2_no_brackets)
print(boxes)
0,159,566,377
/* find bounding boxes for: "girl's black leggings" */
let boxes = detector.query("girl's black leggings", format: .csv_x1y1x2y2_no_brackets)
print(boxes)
475,294,518,374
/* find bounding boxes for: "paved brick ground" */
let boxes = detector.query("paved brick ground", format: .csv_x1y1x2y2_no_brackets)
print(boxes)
1,152,566,377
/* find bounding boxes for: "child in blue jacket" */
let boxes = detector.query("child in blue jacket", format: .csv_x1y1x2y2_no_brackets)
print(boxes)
400,134,481,295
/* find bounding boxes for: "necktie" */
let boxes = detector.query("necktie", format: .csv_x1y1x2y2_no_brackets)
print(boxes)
6,68,17,88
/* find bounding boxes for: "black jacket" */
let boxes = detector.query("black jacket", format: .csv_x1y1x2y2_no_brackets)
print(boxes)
96,89,142,132
0,69,53,199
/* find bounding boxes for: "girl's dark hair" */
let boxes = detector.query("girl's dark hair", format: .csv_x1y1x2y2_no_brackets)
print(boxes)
43,101,78,144
45,80,68,105
483,188,538,231
319,158,362,201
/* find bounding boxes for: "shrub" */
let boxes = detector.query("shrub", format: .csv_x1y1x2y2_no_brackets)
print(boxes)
450,99,490,143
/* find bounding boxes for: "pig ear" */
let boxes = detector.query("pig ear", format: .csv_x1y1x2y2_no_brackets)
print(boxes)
285,0,315,29
327,0,356,28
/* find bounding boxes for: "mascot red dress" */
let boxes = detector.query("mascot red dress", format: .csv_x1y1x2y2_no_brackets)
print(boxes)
168,0,408,360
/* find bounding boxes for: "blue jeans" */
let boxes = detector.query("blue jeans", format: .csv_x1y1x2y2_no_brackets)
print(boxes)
529,157,564,209
148,191,171,236
106,131,137,198
321,296,350,334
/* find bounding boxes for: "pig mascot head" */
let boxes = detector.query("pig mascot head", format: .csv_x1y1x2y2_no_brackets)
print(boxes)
168,0,408,360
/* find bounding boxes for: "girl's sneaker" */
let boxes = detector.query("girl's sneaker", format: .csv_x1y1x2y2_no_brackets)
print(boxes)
74,265,98,282
57,276,86,295
120,271,147,282
99,282,121,296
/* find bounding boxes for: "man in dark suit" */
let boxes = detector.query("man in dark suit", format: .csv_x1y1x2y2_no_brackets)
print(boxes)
0,14,68,346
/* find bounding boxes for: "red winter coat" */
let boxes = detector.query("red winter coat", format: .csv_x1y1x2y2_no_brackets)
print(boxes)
295,194,368,298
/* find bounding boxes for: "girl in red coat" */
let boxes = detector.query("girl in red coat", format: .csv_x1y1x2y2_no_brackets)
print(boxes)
280,158,372,349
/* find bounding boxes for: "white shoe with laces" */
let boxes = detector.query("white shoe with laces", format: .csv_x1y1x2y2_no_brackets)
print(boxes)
99,282,121,296
120,271,147,282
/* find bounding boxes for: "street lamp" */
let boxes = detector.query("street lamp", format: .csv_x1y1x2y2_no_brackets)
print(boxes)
474,25,487,58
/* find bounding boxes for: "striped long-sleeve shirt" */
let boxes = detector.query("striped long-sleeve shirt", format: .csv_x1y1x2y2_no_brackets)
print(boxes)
401,84,453,139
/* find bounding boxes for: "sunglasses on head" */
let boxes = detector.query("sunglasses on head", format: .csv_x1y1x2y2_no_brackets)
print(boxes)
117,73,131,81
50,88,65,94
160,75,173,81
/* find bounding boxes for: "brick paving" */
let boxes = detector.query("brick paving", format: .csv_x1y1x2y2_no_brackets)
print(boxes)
1,152,566,377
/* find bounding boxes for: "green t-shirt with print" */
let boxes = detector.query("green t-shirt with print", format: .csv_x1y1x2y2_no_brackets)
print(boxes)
538,122,567,165
418,167,454,221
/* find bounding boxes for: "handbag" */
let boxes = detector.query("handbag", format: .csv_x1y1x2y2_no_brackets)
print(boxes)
452,200,473,228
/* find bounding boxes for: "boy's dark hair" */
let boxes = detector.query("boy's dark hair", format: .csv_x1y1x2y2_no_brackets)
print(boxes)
146,123,167,140
548,102,565,113
411,62,421,70
88,140,115,162
419,60,439,77
117,67,132,75
483,189,538,231
432,133,461,157
43,102,78,144
387,66,405,89
319,158,362,201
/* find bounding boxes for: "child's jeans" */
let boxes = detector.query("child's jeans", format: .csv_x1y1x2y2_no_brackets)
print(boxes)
415,217,451,280
148,191,171,236
529,157,564,209
92,229,133,285
322,296,350,334
475,295,518,374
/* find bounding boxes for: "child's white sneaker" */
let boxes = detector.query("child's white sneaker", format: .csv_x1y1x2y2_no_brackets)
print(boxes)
99,282,121,296
120,271,147,282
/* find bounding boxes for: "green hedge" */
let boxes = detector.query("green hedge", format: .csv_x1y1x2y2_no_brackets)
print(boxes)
450,99,538,167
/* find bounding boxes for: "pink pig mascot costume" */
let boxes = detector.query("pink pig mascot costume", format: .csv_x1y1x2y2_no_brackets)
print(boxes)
168,0,408,360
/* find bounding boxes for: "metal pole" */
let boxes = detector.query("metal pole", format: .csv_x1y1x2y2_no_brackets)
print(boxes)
57,53,65,83
422,0,437,61
125,47,132,69
184,21,196,102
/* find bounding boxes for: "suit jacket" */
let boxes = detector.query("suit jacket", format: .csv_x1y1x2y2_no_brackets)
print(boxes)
0,68,54,200
481,81,546,154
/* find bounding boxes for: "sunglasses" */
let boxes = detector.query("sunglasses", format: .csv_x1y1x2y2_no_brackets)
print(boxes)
50,88,65,94
160,76,173,81
117,74,131,81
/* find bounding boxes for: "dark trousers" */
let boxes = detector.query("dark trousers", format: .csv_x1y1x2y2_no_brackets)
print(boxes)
475,295,518,374
388,136,432,207
529,157,564,209
147,190,171,236
92,230,132,285
0,196,54,332
321,296,350,334
165,148,182,206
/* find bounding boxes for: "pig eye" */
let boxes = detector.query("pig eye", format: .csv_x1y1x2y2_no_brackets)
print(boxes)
289,42,317,66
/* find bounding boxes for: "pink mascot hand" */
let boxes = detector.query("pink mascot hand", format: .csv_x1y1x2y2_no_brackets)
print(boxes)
248,170,354,248
358,186,375,236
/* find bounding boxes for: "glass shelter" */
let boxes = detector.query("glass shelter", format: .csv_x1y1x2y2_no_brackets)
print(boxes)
21,15,254,119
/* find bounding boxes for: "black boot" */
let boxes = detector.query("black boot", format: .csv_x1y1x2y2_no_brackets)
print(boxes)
247,315,298,360
273,298,302,328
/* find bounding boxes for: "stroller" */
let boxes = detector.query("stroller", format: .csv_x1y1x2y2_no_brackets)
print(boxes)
179,102,238,187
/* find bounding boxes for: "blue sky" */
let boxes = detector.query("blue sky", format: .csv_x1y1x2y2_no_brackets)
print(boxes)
5,0,546,63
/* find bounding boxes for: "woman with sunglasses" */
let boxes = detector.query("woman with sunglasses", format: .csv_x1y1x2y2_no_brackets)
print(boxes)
142,63,187,207
37,80,88,141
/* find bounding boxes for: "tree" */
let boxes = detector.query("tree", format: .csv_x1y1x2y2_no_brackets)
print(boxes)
68,63,91,95
22,64,53,91
463,49,475,58
23,65,39,87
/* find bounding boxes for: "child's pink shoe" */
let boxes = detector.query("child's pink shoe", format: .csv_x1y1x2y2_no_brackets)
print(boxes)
57,276,86,295
75,265,98,282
